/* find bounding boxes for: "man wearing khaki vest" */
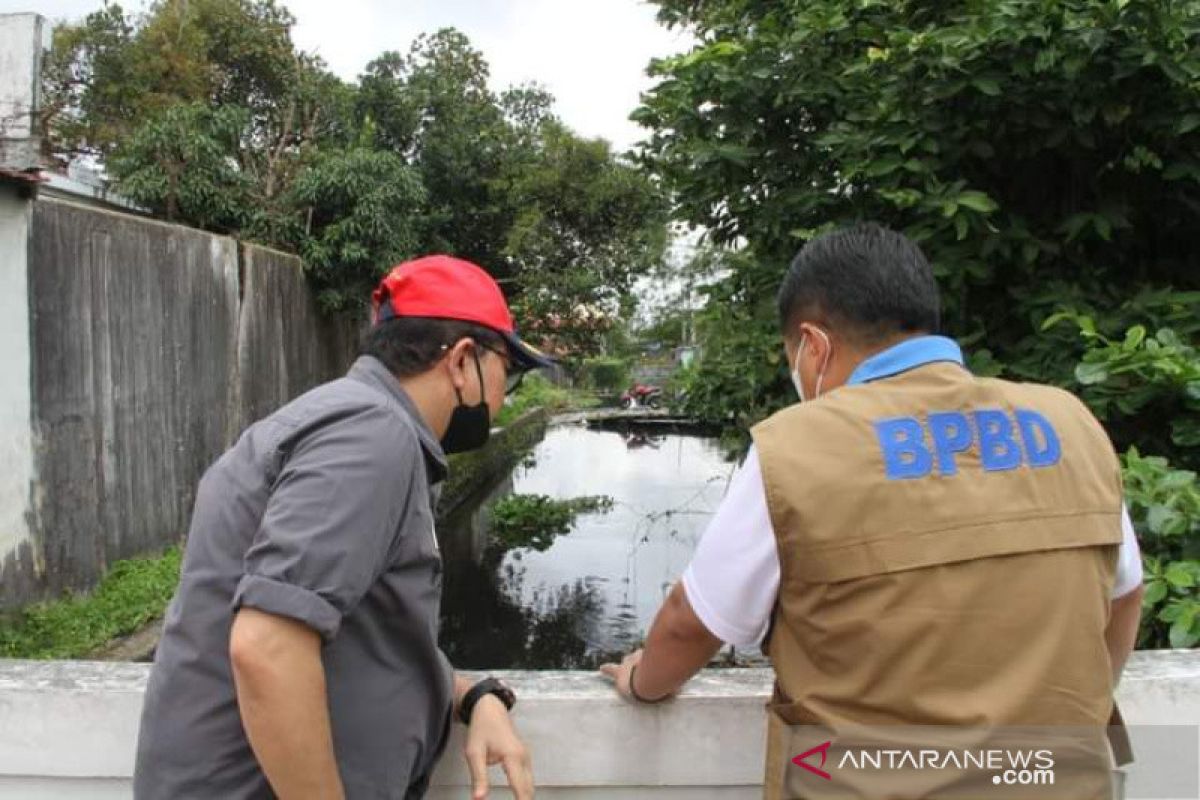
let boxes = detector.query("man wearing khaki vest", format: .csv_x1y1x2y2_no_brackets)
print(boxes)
601,223,1144,798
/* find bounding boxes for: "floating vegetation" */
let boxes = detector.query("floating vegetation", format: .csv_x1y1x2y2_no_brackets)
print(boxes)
491,493,615,552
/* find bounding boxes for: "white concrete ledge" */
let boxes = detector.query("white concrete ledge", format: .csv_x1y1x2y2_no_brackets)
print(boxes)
0,652,1196,798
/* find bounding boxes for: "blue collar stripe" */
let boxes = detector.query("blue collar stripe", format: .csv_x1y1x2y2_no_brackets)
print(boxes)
847,335,966,386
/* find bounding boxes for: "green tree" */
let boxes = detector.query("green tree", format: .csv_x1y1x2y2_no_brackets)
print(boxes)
404,30,514,273
355,51,421,156
639,0,1200,646
284,146,427,312
640,0,1200,432
41,3,137,164
45,0,301,159
504,122,668,357
109,103,252,228
46,0,351,224
44,12,668,349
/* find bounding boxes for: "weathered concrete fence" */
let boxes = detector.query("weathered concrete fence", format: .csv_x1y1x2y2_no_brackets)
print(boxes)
0,651,1196,798
0,187,357,608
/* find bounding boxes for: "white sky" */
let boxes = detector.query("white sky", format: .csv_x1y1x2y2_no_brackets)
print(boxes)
6,0,691,151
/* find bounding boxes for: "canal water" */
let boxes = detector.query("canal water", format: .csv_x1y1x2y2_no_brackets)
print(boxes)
439,423,741,670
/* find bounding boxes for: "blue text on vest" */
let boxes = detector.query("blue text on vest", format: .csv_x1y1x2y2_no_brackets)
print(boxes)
874,408,1062,480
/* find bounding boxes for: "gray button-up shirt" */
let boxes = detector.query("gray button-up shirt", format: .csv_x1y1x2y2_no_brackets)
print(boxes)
135,356,454,800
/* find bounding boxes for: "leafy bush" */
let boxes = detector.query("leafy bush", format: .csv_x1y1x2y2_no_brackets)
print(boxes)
671,250,792,427
283,146,426,313
111,104,253,230
643,0,1200,422
1044,313,1200,467
1049,316,1200,649
1123,450,1200,648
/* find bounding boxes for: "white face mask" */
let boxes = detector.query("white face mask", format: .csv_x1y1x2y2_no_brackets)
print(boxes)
791,328,831,403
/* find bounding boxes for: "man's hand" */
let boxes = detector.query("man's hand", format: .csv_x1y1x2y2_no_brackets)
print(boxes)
463,695,534,800
598,649,657,701
598,583,722,703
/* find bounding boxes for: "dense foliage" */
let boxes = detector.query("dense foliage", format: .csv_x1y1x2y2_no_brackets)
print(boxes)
639,0,1200,647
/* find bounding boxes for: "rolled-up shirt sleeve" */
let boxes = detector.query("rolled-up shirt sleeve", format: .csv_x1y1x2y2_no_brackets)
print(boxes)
232,404,417,642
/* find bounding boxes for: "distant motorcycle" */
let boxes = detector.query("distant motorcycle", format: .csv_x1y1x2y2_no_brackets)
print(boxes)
620,383,663,409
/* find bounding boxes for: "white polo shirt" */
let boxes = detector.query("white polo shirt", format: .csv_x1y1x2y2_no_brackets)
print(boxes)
681,444,1145,648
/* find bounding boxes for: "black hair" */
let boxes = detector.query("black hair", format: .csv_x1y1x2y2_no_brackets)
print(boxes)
776,222,940,344
359,316,507,379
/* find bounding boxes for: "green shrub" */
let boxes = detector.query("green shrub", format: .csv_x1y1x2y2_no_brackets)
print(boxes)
1043,313,1200,468
0,547,182,659
1123,449,1200,648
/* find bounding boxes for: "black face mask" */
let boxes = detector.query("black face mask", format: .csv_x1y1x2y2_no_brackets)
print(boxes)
440,351,491,454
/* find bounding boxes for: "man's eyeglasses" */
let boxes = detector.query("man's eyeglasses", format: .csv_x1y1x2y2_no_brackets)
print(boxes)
476,342,529,395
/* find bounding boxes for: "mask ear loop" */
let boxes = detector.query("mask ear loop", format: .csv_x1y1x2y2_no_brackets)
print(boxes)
441,341,490,406
811,328,832,398
469,347,486,406
792,334,808,402
441,343,469,406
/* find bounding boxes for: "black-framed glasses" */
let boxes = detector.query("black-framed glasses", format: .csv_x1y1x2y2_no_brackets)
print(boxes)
476,342,529,395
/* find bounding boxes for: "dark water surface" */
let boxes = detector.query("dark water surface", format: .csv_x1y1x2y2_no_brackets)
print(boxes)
438,423,738,669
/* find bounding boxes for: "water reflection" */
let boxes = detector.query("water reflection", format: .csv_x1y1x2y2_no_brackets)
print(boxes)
439,425,738,669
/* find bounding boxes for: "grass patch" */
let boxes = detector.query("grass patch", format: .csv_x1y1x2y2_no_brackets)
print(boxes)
0,547,182,660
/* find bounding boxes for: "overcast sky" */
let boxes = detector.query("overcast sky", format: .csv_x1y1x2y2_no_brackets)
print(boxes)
4,0,691,151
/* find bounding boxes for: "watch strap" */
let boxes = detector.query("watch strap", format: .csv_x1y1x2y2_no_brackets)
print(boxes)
458,677,515,725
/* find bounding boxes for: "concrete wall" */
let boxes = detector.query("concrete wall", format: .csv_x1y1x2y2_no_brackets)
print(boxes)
0,14,48,170
0,651,1195,798
0,184,36,602
232,243,359,437
24,199,240,602
0,198,357,607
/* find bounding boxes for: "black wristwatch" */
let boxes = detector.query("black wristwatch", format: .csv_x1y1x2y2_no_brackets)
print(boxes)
458,677,516,725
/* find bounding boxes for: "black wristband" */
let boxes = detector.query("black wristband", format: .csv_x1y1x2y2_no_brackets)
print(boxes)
458,677,516,725
628,664,669,704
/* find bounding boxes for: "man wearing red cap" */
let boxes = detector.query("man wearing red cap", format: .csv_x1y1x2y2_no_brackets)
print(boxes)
135,256,551,800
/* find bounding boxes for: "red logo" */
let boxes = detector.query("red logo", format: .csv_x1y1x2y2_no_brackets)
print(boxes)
792,741,833,780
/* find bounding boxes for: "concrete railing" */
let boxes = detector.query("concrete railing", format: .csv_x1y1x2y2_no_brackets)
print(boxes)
0,651,1197,798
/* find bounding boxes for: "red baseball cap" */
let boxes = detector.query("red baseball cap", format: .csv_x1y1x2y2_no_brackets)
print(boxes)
371,255,554,370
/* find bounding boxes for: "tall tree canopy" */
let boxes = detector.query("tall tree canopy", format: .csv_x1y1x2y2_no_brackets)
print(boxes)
42,7,668,341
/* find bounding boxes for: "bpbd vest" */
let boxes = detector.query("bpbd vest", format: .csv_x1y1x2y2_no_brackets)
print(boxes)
751,362,1123,799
